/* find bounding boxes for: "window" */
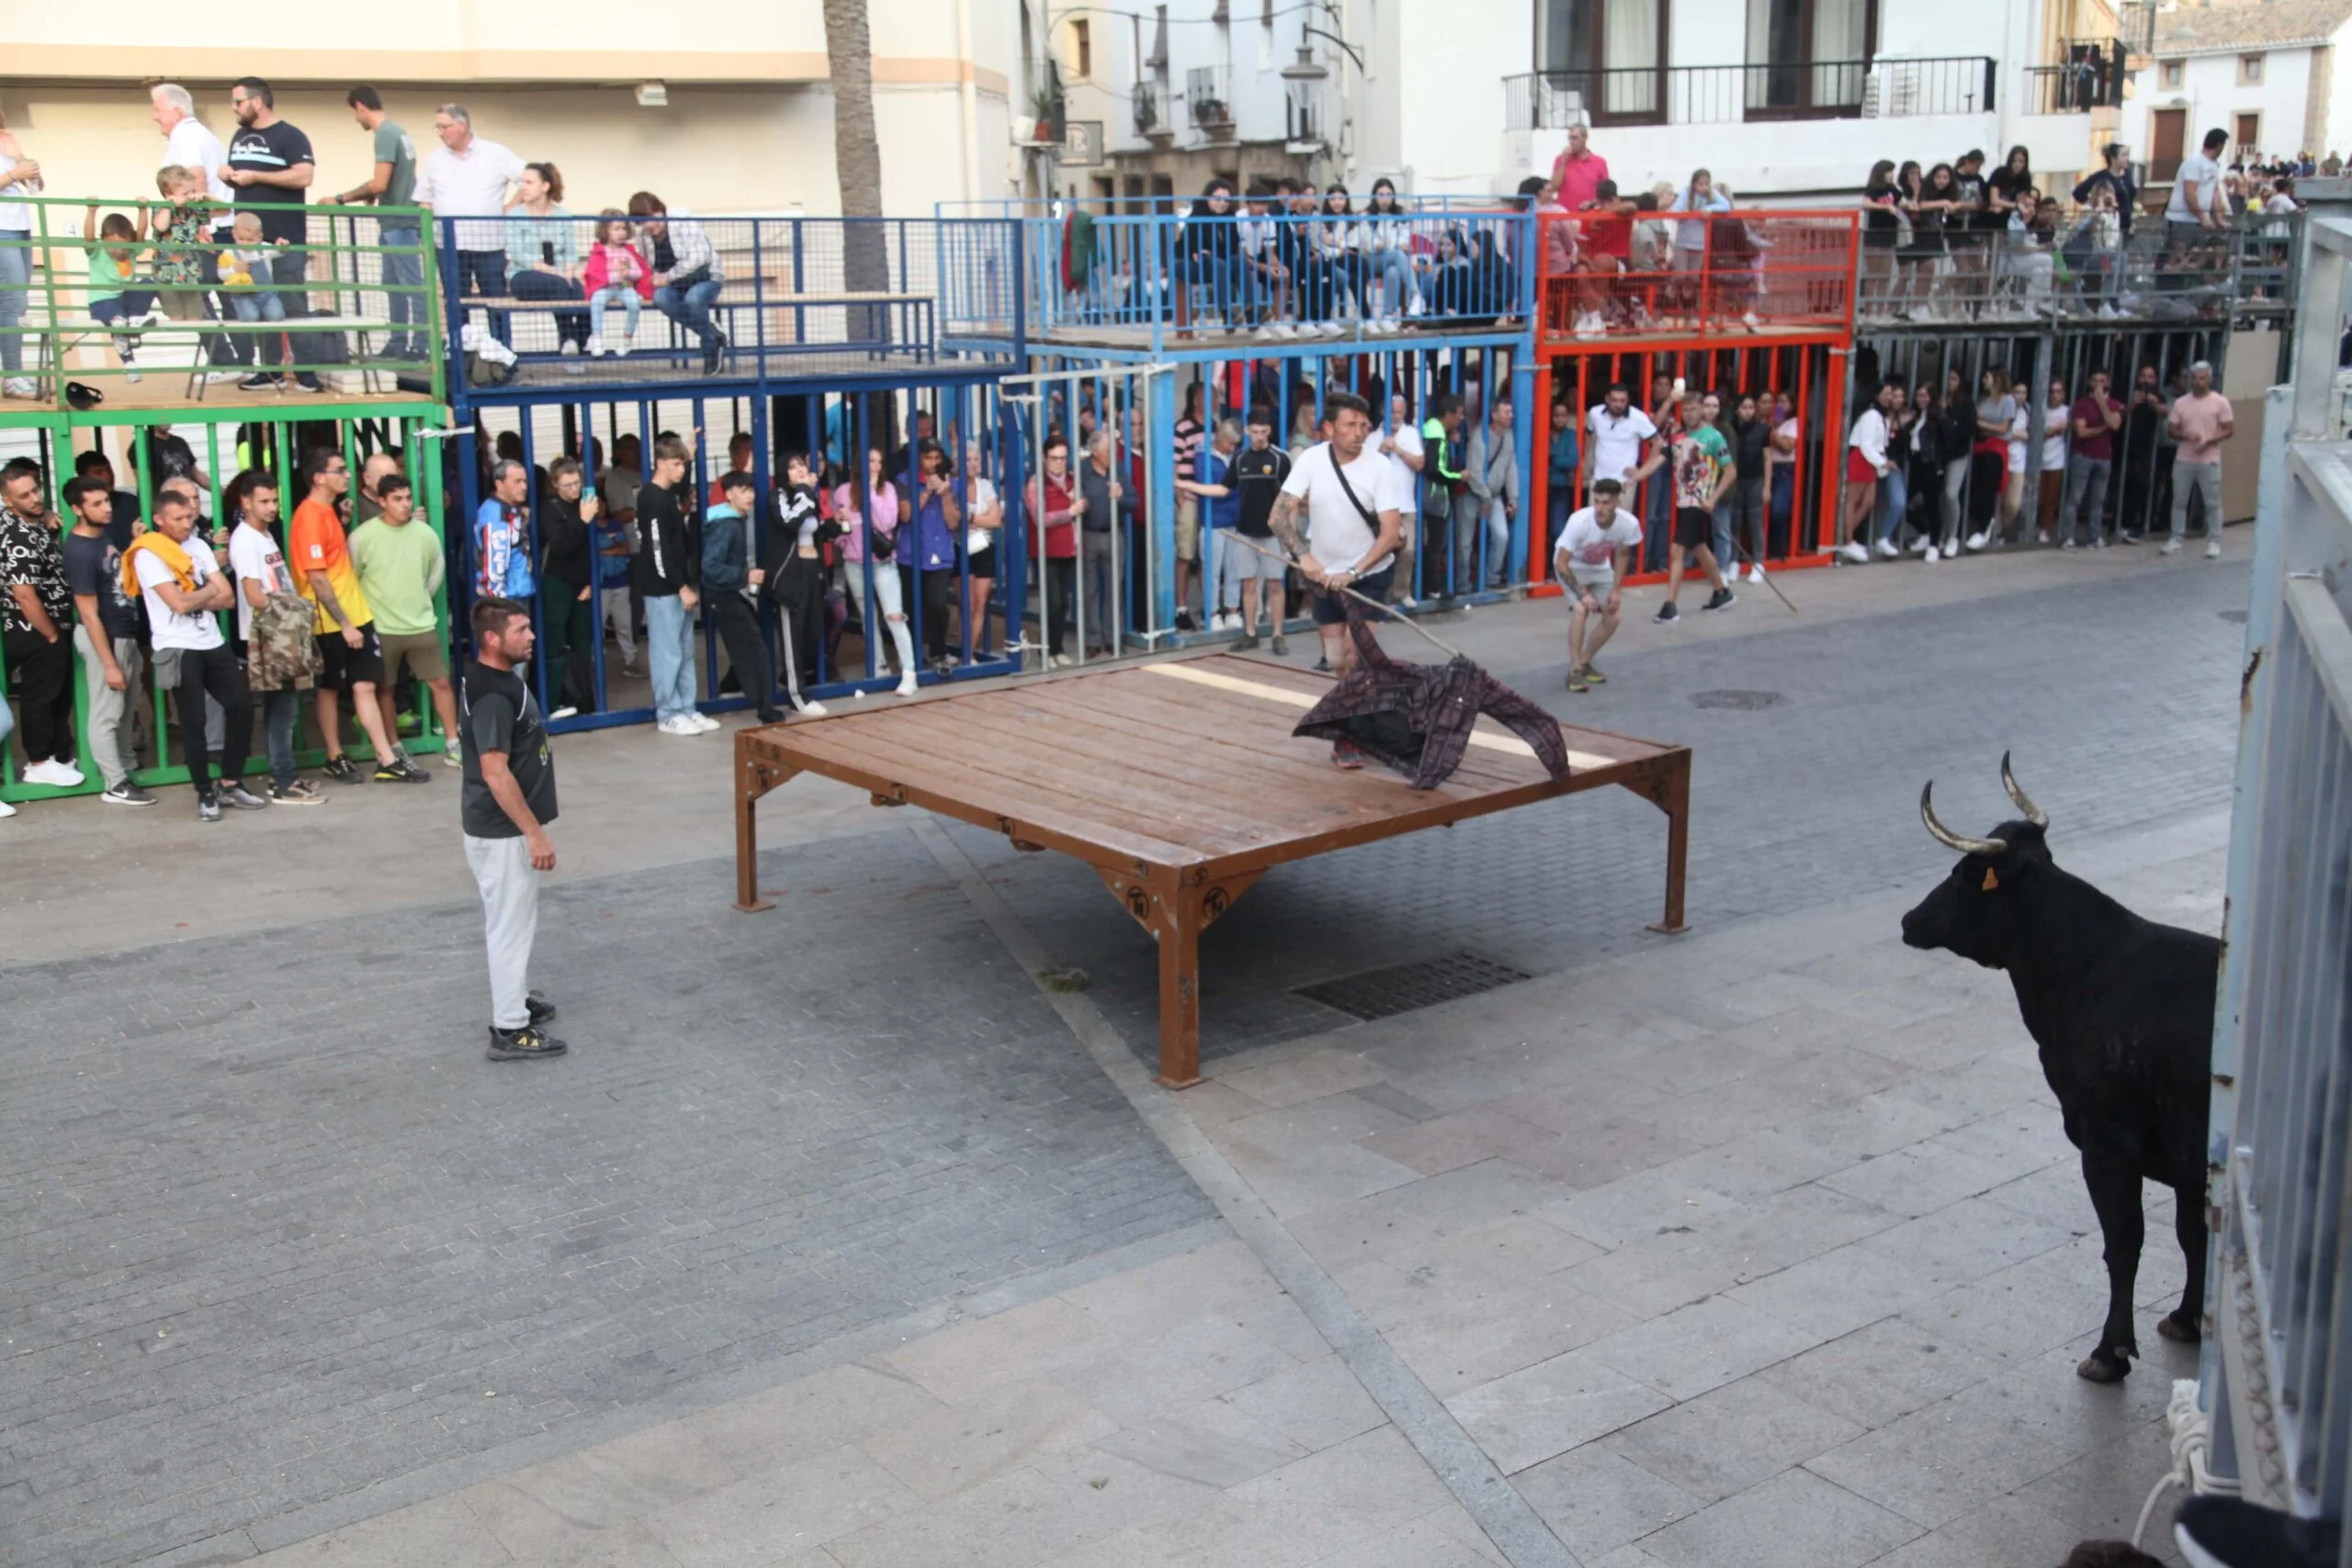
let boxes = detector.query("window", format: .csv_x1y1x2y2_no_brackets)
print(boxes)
2236,111,2261,152
1746,0,1878,116
2238,52,2265,85
2159,59,2183,88
1536,0,1670,120
1070,20,1091,79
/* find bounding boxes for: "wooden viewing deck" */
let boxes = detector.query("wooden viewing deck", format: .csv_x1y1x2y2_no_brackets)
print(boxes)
733,651,1692,1086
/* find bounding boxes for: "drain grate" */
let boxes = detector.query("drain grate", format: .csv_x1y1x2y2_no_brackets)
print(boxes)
1296,952,1534,1021
1691,689,1787,711
2219,609,2249,625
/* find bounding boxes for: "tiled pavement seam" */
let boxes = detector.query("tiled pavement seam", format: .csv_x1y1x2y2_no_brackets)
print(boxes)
907,814,1577,1568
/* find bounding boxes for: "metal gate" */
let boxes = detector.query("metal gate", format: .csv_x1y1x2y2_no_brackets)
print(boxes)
2200,199,2352,1546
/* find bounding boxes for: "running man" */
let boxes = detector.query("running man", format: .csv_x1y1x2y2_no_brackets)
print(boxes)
1656,390,1736,624
1555,477,1642,692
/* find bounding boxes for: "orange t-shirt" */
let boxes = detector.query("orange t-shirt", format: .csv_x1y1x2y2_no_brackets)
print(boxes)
288,497,373,635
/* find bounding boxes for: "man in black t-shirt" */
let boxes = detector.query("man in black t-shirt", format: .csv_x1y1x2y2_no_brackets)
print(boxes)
221,77,325,391
460,595,566,1062
1228,413,1292,651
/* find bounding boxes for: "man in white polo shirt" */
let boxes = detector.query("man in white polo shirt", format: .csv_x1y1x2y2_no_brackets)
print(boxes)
413,103,524,301
1267,390,1410,765
1581,382,1658,494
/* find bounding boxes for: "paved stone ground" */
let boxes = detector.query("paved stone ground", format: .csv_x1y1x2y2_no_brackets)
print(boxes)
0,830,1216,1566
0,548,2251,1567
969,558,2248,1064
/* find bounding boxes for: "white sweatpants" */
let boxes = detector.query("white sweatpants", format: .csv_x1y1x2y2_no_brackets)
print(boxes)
464,833,538,1030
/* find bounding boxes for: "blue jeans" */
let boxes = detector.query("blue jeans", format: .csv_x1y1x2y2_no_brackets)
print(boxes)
377,221,422,356
457,250,507,299
653,278,723,344
263,688,300,790
0,229,28,374
1873,466,1910,545
644,593,697,722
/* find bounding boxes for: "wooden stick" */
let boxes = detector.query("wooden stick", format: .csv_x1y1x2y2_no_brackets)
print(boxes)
1221,533,1467,661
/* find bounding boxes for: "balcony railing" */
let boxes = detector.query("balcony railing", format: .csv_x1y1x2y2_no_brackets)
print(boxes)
0,195,443,410
1133,80,1168,139
1185,64,1233,139
1504,58,1994,130
434,213,1022,403
2023,54,2122,114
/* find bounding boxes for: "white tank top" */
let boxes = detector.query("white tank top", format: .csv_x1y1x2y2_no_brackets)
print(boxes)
0,147,37,231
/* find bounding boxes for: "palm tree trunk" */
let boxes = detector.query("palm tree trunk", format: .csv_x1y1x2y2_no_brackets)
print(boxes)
822,0,893,344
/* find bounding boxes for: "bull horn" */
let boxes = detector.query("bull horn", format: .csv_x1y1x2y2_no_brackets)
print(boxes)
1921,783,2008,856
1999,750,2049,828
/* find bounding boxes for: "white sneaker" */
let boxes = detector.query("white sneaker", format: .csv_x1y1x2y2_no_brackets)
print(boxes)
1924,545,1940,564
123,368,142,384
1871,539,1900,559
1272,323,1299,340
895,671,920,697
2098,303,2121,321
1747,562,1766,583
1252,325,1276,342
2160,538,2182,556
2035,530,2051,546
2206,538,2222,559
548,705,579,720
2,378,36,399
614,338,633,358
1906,536,1929,555
1741,311,1760,330
560,340,580,357
693,712,722,731
658,716,704,736
793,700,829,717
29,759,84,786
1965,532,1989,551
1837,541,1871,564
1319,321,1345,336
586,336,606,358
0,797,14,818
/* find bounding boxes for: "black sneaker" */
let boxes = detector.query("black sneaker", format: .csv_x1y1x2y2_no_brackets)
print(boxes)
1702,587,1736,612
373,756,432,784
2175,1495,2341,1568
1230,632,1261,652
322,754,365,784
197,793,222,823
295,373,325,393
1654,602,1681,624
526,991,557,1025
219,784,271,810
486,1023,569,1062
236,373,278,392
1174,610,1198,633
100,780,159,807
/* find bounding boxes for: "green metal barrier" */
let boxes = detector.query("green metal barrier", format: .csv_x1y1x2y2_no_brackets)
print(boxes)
1,404,454,806
0,194,442,406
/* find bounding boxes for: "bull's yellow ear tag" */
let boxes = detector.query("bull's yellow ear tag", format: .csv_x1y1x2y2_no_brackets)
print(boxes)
1981,867,2000,892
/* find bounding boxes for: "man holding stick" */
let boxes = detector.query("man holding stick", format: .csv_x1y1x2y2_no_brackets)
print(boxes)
1265,391,1409,768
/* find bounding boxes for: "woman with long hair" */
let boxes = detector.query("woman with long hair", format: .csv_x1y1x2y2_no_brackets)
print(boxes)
1317,184,1364,323
763,452,831,714
832,446,920,694
1933,367,1974,558
1175,177,1243,337
1723,390,1769,576
1358,177,1419,327
1761,389,1800,566
506,162,589,355
1986,144,2033,223
956,438,1001,660
1860,158,1902,320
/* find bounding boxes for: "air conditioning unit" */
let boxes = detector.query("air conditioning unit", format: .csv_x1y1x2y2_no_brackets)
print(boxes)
1540,82,1586,127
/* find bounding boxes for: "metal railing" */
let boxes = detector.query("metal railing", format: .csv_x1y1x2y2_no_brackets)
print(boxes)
435,213,1021,404
1502,58,1993,130
0,194,443,407
2199,198,2352,1529
1185,64,1233,137
1024,209,1535,347
2023,56,2122,114
1852,210,2302,325
1535,209,1860,342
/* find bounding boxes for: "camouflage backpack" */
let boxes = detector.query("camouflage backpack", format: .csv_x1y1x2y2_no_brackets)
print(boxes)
247,592,323,693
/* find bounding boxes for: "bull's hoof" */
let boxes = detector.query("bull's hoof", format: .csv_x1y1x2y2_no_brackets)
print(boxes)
2075,1350,2134,1382
2157,1310,2202,1344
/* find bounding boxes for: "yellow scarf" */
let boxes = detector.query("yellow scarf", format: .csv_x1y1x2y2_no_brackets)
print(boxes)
120,532,196,602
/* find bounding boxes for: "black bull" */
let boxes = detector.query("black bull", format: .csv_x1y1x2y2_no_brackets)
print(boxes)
1901,757,2214,1382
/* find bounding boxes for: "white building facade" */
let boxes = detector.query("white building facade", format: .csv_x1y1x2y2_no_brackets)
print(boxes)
2129,0,2352,177
1039,0,2143,204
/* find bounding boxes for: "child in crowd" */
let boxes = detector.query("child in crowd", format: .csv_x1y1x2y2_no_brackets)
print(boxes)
582,211,650,357
81,204,157,383
147,164,210,319
220,209,289,389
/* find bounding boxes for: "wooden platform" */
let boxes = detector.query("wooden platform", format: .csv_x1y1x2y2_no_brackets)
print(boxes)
733,651,1692,1086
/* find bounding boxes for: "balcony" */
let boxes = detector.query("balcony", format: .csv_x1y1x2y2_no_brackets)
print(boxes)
1503,58,1994,130
1185,65,1235,142
1132,80,1171,143
2023,47,2123,115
